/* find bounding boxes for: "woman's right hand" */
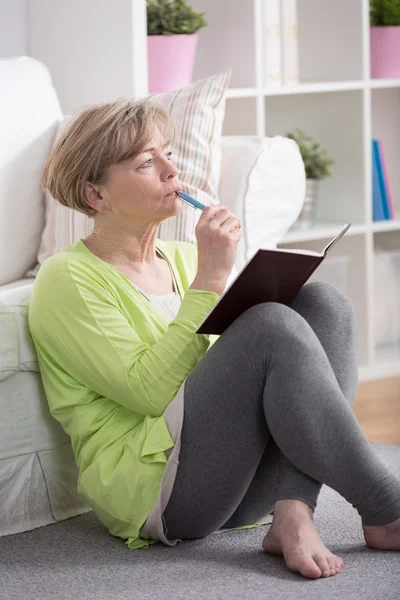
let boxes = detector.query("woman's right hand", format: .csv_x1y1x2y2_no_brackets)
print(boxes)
190,206,242,295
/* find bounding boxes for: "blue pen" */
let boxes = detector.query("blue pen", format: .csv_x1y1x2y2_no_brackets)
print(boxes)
178,191,206,211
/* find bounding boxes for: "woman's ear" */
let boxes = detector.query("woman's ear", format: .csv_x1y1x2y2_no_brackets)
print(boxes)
83,182,104,213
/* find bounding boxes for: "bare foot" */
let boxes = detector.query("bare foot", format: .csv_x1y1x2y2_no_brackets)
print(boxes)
262,499,344,579
363,516,400,550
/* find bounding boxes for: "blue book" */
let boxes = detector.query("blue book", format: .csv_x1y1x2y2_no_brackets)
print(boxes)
374,140,391,220
372,140,386,221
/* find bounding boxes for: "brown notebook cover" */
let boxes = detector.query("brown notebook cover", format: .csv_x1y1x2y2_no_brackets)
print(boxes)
197,223,352,335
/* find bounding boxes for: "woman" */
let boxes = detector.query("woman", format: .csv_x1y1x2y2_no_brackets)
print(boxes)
28,98,400,581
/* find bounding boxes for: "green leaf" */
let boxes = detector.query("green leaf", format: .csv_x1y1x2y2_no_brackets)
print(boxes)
370,0,400,26
286,129,334,180
147,0,208,35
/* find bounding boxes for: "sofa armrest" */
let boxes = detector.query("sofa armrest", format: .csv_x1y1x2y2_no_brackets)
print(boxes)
219,135,306,272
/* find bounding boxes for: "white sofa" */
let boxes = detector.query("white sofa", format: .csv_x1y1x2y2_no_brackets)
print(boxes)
0,57,305,536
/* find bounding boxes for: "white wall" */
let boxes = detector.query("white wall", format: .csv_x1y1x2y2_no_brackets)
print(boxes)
0,0,27,56
28,0,148,115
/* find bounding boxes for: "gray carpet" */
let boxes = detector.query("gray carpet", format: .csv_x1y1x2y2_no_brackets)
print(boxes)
1,443,400,600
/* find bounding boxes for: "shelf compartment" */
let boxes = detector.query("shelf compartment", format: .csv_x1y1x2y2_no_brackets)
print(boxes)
264,90,365,225
297,0,363,83
358,360,400,382
371,87,400,221
223,98,258,135
373,232,400,363
191,0,362,90
278,233,368,366
191,0,257,89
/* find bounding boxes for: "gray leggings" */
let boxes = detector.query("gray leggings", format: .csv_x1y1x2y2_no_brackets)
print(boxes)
162,282,400,539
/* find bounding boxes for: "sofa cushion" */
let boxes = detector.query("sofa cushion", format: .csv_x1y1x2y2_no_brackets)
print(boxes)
0,301,40,382
0,282,90,536
0,278,36,298
219,135,305,271
0,308,18,382
0,443,91,537
26,68,232,277
0,57,62,286
0,281,36,382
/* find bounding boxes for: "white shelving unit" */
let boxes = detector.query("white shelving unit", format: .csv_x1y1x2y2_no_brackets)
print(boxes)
188,0,400,383
28,0,400,383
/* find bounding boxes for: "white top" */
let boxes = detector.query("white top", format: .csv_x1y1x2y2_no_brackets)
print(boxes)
144,290,183,322
129,266,187,546
134,268,272,546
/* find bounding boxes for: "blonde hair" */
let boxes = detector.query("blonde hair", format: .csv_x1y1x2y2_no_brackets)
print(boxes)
42,98,176,218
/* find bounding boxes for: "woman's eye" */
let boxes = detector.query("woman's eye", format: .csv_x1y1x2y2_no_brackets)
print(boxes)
140,159,153,169
140,151,173,169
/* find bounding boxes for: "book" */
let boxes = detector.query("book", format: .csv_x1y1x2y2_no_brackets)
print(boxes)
196,223,352,335
263,0,283,88
377,139,395,219
374,140,391,220
281,0,299,85
372,140,386,222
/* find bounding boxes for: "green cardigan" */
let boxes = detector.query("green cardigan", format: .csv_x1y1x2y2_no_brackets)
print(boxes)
28,238,221,549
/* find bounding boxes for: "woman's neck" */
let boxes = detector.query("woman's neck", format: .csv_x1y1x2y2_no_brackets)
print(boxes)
82,229,160,270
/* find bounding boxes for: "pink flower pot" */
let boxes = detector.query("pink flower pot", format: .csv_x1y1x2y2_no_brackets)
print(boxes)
147,34,199,93
370,26,400,78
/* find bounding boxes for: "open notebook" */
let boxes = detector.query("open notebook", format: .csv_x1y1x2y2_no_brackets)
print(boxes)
197,223,352,335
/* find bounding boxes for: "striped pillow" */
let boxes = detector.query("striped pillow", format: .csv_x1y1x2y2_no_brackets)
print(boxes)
26,68,231,277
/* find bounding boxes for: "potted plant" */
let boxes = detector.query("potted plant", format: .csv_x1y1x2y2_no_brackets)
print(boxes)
286,129,334,229
146,0,208,93
370,0,400,78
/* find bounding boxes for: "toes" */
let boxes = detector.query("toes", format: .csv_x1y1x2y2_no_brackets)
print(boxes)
327,555,337,576
302,561,322,579
314,553,332,577
326,556,334,575
332,556,343,573
286,557,321,580
335,557,344,573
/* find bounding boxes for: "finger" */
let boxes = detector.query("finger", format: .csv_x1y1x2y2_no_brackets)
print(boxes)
229,227,242,240
220,216,240,231
202,206,228,219
212,208,232,225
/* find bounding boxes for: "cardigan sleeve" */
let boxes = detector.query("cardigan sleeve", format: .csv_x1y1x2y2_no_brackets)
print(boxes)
28,256,220,418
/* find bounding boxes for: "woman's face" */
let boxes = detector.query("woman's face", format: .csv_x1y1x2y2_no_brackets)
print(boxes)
90,128,182,222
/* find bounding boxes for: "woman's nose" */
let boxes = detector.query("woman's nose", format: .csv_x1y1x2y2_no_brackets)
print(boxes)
165,160,178,178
